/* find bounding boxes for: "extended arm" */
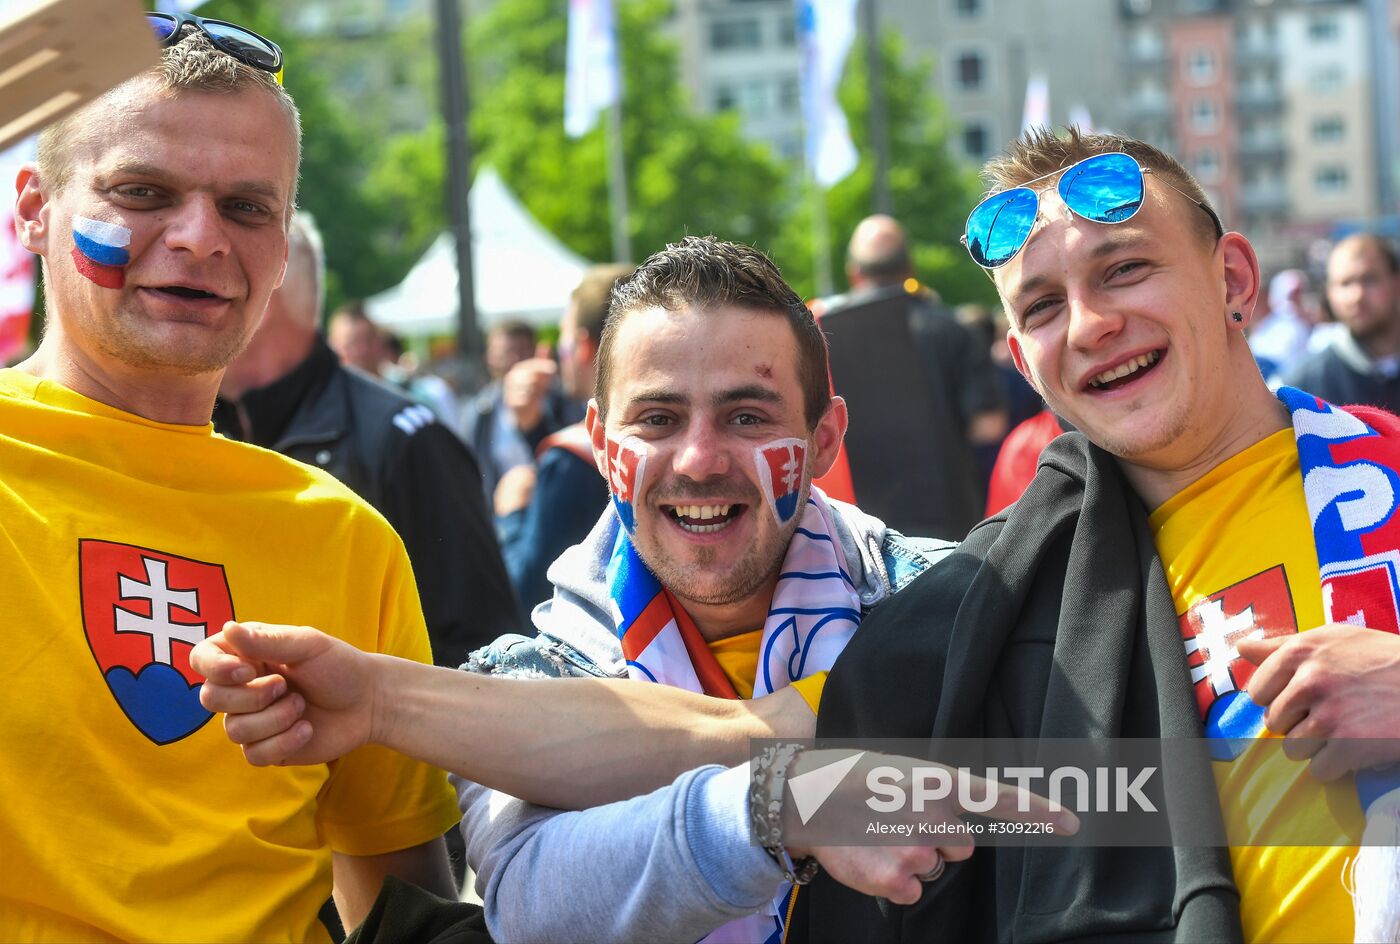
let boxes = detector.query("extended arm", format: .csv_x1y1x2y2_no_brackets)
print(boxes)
193,621,815,810
458,765,782,942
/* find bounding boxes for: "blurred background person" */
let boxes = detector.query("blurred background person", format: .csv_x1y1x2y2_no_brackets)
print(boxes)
1248,269,1316,385
461,319,583,503
494,264,633,611
841,215,1007,464
1285,234,1400,413
327,301,390,375
958,302,1043,434
813,215,1004,538
216,211,523,669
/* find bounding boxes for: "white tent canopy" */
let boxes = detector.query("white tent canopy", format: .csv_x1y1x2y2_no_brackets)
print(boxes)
366,167,591,335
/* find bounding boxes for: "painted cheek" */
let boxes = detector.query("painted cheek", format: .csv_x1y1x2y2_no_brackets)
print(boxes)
605,435,652,535
71,216,132,290
754,438,807,525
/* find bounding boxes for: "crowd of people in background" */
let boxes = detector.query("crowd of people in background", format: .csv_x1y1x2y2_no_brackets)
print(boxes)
14,13,1400,944
299,220,1400,626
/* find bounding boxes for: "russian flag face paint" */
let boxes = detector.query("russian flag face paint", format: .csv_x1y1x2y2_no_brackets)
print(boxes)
755,438,807,525
605,435,650,534
71,216,132,289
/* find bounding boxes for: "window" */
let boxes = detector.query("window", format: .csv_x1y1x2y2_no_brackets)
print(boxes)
1315,165,1349,193
962,121,991,159
953,0,984,15
777,14,796,46
1194,149,1221,182
778,76,801,114
1185,48,1218,84
710,19,761,51
1307,15,1340,40
1312,116,1345,143
714,83,737,111
736,79,770,117
1130,25,1164,59
1309,64,1343,94
956,51,985,90
1189,98,1219,132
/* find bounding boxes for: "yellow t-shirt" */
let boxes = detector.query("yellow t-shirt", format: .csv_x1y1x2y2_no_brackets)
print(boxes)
0,370,460,943
708,629,827,712
1150,428,1361,943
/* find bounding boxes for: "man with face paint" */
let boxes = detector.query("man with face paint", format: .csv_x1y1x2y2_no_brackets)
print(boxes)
2,24,462,942
456,236,957,942
195,236,959,942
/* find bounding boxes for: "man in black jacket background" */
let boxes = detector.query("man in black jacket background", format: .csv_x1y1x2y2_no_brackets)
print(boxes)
216,212,522,668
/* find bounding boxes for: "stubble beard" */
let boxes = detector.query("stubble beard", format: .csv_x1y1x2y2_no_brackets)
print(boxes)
95,299,254,377
637,482,809,609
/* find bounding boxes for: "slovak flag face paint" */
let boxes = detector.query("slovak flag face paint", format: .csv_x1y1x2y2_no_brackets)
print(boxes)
755,438,807,525
71,216,132,289
606,436,649,534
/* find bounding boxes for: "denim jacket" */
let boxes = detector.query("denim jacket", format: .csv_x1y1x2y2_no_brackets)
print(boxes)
453,499,954,943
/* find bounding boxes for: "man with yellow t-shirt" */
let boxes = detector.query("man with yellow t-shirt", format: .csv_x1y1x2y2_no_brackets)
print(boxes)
3,22,458,942
799,128,1400,943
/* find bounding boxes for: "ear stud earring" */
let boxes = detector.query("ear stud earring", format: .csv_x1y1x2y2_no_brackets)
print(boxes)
1232,311,1244,324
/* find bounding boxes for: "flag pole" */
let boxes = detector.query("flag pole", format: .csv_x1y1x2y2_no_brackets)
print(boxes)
810,176,834,297
433,0,481,363
605,100,632,263
860,0,892,215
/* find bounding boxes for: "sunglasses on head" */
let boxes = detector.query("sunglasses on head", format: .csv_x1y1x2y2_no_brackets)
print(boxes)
961,152,1223,269
146,12,284,84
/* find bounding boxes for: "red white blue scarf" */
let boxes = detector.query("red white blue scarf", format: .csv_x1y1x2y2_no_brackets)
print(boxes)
607,485,862,942
1279,387,1400,941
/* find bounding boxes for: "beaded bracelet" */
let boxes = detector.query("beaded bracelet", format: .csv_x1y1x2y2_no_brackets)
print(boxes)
749,743,820,885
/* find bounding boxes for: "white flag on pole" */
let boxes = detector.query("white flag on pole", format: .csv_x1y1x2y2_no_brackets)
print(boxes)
564,0,620,138
0,138,37,363
796,0,859,188
1021,73,1049,136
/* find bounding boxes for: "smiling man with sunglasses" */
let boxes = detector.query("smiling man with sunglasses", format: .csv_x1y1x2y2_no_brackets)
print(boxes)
796,128,1400,943
1,20,461,942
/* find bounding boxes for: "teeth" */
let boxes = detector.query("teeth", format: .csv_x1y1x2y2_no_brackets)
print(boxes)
671,504,736,530
1090,350,1159,388
672,504,733,519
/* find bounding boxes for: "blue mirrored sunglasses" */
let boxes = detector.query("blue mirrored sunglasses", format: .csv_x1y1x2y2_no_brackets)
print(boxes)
961,152,1223,269
146,12,284,84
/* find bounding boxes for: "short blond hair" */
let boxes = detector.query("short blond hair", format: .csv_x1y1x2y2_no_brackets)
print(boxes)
982,127,1219,248
36,31,301,205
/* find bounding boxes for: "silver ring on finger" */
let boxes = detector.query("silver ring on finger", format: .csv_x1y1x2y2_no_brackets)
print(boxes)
916,857,945,883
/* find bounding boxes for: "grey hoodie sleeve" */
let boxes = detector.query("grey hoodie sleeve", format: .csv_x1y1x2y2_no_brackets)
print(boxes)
454,763,784,943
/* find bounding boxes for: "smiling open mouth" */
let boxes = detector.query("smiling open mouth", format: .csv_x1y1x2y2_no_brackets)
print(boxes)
1088,350,1162,391
152,285,221,300
665,503,744,534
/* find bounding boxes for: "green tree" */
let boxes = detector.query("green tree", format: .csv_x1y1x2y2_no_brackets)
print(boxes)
466,0,790,263
774,34,995,305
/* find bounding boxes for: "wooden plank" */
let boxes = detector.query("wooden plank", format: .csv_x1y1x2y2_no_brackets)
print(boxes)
0,0,160,152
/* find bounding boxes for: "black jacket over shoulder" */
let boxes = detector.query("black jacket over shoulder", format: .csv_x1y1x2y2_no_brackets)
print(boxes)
215,339,523,667
795,432,1242,944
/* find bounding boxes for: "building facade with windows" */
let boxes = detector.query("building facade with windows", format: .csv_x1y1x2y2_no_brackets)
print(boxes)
1116,0,1382,269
